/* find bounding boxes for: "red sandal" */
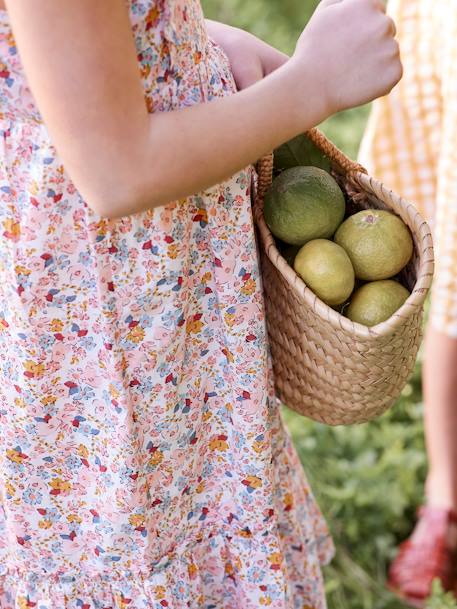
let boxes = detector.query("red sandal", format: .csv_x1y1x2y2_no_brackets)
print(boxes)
387,506,457,608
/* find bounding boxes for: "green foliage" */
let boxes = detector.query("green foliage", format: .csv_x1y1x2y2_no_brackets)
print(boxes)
202,0,319,55
283,365,426,609
200,1,445,608
426,581,457,609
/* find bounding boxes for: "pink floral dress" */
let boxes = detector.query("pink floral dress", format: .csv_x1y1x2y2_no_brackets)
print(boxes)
0,1,333,608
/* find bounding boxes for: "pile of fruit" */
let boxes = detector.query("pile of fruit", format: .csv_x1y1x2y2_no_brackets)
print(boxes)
264,137,414,327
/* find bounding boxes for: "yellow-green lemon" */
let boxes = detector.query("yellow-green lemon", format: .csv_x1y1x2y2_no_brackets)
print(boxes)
334,209,413,280
346,280,410,327
293,239,355,306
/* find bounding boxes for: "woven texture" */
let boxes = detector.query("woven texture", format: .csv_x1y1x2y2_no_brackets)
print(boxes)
253,128,434,425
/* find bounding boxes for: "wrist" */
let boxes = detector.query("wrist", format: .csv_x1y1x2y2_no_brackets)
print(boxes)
279,56,332,133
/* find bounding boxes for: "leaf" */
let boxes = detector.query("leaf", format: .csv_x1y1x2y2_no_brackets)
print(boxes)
274,133,331,173
425,580,457,609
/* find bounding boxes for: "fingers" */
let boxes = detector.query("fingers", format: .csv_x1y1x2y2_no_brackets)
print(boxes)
319,0,396,41
322,0,384,7
317,0,343,10
374,0,387,13
319,0,343,8
387,16,397,37
355,0,386,11
355,0,396,37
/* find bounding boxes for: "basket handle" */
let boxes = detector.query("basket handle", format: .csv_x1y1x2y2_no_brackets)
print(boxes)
255,128,367,204
256,154,274,200
305,127,368,176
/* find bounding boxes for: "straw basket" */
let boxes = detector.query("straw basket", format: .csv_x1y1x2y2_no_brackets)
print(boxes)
253,128,434,426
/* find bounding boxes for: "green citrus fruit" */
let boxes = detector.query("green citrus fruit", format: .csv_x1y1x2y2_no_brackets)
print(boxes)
264,166,345,246
334,209,413,281
346,280,410,327
294,239,355,306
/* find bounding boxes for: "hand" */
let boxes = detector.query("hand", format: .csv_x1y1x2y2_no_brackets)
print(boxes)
205,20,289,90
292,0,402,117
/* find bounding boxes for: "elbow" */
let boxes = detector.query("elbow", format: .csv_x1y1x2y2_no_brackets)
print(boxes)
68,150,164,218
83,180,160,219
88,196,138,220
69,147,174,217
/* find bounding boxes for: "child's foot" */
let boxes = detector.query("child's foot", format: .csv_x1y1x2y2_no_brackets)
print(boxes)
387,506,457,608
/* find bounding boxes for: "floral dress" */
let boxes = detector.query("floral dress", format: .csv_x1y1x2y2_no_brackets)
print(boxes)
0,1,333,608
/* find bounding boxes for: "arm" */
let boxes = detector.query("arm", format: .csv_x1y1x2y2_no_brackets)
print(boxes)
205,20,289,90
5,0,401,218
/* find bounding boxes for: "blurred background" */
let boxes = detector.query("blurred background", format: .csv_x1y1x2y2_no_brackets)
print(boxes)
201,1,438,608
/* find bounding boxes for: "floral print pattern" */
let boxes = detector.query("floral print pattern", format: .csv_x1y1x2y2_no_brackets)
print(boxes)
0,1,333,608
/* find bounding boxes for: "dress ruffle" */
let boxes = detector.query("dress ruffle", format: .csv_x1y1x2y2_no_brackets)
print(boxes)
0,534,332,609
0,438,333,609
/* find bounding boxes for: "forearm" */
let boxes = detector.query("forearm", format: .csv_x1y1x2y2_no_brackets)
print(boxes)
5,0,400,220
83,60,326,218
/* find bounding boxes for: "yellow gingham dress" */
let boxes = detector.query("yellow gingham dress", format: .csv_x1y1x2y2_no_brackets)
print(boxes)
359,0,457,336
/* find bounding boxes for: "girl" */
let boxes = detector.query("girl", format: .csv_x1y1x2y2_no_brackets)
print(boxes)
360,0,457,605
0,0,400,607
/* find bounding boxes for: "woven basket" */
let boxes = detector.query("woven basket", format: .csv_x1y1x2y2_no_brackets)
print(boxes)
253,128,434,426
